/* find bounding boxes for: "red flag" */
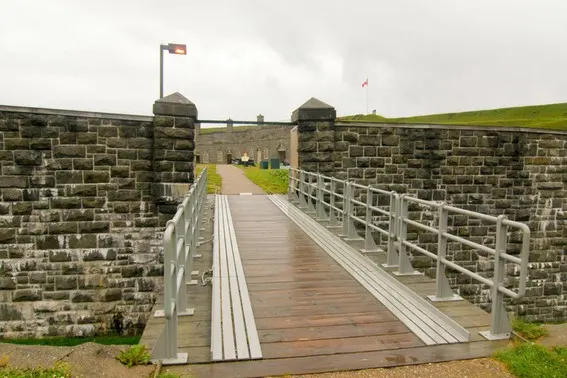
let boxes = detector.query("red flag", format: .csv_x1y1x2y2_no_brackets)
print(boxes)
362,78,368,87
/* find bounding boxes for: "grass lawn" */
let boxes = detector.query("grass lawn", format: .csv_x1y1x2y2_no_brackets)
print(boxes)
196,164,222,194
0,335,140,347
338,102,567,131
238,166,288,194
494,343,567,378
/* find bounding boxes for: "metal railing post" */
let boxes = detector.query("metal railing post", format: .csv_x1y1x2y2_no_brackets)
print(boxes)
340,181,350,237
327,179,340,228
361,186,379,253
393,195,420,276
316,174,328,220
299,170,307,208
287,168,293,201
306,173,316,213
188,190,199,286
480,215,512,340
382,192,399,268
428,203,462,302
344,182,362,241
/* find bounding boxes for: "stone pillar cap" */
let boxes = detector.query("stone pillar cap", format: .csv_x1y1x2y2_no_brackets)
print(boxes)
291,97,336,122
153,92,197,118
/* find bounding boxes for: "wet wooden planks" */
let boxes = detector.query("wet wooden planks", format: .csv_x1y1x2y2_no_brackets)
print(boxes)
144,195,508,377
228,195,423,361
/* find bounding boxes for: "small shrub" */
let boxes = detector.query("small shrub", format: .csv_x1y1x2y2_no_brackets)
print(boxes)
0,355,8,368
115,344,150,367
512,318,549,341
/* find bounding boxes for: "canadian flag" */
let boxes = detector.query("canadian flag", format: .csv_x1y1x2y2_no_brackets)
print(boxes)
362,78,368,87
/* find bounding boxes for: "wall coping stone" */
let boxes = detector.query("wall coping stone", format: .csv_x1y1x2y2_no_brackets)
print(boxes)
0,105,153,122
291,97,336,122
335,121,567,135
153,92,197,118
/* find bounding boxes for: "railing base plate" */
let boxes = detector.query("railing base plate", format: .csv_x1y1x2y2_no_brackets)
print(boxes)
154,308,195,318
393,271,423,276
344,237,364,241
152,352,189,366
381,263,399,268
360,249,381,253
427,294,463,302
479,331,510,341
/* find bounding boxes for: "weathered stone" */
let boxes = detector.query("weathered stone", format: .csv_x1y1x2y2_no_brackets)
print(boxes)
83,171,110,183
0,176,28,188
12,289,42,302
12,202,32,215
102,288,122,302
14,150,42,165
0,277,16,290
55,276,78,290
54,145,86,158
0,304,23,321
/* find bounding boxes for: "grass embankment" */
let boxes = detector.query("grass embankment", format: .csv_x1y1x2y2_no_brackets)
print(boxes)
492,320,566,378
238,166,288,194
196,164,222,194
339,102,567,131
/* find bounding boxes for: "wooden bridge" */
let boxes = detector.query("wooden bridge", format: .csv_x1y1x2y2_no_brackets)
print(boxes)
140,192,511,378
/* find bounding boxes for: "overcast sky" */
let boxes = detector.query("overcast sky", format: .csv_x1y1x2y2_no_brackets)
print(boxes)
1,0,567,123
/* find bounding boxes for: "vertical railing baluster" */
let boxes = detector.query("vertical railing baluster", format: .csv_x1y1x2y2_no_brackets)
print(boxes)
361,186,379,252
327,179,339,228
382,192,399,267
482,215,512,339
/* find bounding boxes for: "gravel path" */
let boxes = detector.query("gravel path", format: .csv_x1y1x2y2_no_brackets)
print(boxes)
280,358,514,378
216,164,265,194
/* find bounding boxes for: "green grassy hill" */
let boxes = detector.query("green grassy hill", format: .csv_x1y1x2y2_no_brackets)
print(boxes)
339,102,567,130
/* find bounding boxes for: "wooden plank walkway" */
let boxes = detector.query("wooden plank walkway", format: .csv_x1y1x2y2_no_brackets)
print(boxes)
142,195,508,378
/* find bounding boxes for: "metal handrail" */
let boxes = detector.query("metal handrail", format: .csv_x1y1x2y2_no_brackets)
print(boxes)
150,168,208,365
288,167,531,340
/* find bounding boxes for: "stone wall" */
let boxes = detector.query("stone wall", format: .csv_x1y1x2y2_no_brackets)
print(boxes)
293,98,566,322
0,93,195,338
195,124,293,165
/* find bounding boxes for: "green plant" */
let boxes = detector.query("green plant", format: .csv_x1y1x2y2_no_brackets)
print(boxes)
494,342,567,378
512,318,549,341
0,361,71,378
115,344,150,367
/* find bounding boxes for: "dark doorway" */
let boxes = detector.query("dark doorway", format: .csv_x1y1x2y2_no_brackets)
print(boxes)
195,154,201,164
226,153,232,164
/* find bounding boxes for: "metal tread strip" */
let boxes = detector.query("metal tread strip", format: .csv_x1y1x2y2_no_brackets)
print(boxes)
211,195,263,362
224,196,263,360
269,194,470,345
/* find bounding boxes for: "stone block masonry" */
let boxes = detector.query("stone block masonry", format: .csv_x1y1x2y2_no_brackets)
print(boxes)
0,92,195,338
293,98,567,323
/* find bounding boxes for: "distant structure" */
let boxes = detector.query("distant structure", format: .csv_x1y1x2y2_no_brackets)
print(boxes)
195,114,292,165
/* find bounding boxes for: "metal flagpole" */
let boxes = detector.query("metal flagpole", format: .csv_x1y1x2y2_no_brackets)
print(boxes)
366,79,369,115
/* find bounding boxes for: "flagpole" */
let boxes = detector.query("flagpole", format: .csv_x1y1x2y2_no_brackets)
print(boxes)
366,80,368,115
